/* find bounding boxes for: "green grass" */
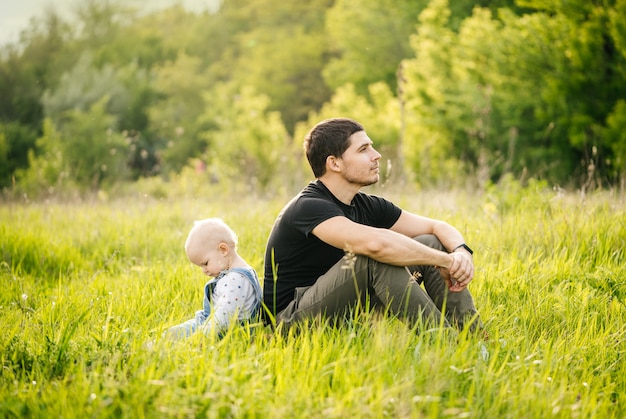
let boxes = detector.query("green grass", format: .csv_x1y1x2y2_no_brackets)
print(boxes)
1,185,625,418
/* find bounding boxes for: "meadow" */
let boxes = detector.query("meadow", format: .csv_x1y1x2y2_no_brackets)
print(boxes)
1,180,625,418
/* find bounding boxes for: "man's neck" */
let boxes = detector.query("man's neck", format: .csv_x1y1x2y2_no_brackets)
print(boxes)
317,176,360,205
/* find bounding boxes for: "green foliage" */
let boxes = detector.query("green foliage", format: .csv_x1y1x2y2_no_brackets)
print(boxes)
400,0,626,187
1,189,625,417
18,100,130,196
42,52,130,124
199,84,294,192
0,132,10,179
0,8,72,126
605,100,626,176
17,119,68,196
55,98,129,189
147,52,213,173
75,2,183,69
324,0,427,94
0,131,8,187
0,122,38,189
2,0,626,194
215,0,334,131
402,0,465,185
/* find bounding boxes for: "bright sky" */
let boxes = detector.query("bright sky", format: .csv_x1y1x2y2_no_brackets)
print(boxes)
0,0,68,46
0,0,220,47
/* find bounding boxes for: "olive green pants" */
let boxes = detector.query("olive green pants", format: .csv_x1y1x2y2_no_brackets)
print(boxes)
276,234,481,331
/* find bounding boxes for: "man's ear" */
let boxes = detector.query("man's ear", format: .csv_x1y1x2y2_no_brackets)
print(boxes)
326,155,342,173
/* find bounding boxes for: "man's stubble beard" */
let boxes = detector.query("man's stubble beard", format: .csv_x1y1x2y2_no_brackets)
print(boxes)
344,172,379,188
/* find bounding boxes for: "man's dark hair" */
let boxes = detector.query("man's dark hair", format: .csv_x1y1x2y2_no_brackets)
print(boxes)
304,118,364,178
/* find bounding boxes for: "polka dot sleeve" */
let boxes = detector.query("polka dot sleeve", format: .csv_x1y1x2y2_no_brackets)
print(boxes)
204,271,257,334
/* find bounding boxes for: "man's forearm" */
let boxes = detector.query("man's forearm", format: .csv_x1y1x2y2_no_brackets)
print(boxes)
431,221,467,253
353,229,453,268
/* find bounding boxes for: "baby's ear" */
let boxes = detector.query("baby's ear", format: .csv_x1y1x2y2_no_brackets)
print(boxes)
218,242,230,254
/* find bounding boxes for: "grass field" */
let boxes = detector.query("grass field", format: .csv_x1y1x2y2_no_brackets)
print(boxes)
1,182,625,418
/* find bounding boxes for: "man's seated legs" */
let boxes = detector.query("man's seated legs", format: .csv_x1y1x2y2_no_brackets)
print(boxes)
410,234,482,331
276,253,450,330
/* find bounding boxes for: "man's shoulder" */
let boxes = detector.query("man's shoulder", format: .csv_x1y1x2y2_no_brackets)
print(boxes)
301,179,330,197
287,181,336,209
352,190,394,207
275,182,344,232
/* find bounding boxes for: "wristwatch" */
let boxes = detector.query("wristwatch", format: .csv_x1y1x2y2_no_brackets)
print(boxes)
453,243,473,255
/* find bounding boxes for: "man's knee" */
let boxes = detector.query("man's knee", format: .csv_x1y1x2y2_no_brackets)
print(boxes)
346,254,375,274
414,234,446,251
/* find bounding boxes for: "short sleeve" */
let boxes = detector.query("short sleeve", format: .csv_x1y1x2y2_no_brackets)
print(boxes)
288,197,344,238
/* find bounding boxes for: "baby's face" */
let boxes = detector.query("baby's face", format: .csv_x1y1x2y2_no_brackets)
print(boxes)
186,238,228,277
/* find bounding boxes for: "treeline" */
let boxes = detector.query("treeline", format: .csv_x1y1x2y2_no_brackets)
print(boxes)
1,0,625,197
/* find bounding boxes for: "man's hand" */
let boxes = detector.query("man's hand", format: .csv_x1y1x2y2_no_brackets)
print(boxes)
446,251,474,292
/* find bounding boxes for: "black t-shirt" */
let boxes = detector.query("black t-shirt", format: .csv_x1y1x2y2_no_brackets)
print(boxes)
263,180,402,316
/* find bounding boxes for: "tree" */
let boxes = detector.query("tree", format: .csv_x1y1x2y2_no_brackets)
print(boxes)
0,7,73,126
198,83,292,192
60,97,129,189
324,0,427,95
0,122,38,189
147,52,214,173
0,130,7,188
400,0,626,187
401,0,464,185
19,98,129,193
17,119,67,195
42,52,130,125
604,100,626,180
209,0,333,132
4,0,626,194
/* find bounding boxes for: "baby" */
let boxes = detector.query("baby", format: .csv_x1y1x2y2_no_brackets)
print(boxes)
164,218,262,339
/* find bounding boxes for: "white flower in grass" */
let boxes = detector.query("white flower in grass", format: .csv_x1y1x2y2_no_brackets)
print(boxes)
22,293,28,301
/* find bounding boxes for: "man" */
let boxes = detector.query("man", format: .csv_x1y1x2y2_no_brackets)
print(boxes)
262,118,480,331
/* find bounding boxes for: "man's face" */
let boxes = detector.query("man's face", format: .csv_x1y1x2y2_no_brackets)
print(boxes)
336,131,381,187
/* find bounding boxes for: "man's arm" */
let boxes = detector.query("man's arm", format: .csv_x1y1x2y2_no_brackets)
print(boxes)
389,210,474,290
311,213,474,290
390,210,467,252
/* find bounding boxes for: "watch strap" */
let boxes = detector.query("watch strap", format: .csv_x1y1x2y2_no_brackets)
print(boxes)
453,243,473,255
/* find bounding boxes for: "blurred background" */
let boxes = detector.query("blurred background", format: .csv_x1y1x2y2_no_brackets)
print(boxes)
1,0,625,199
